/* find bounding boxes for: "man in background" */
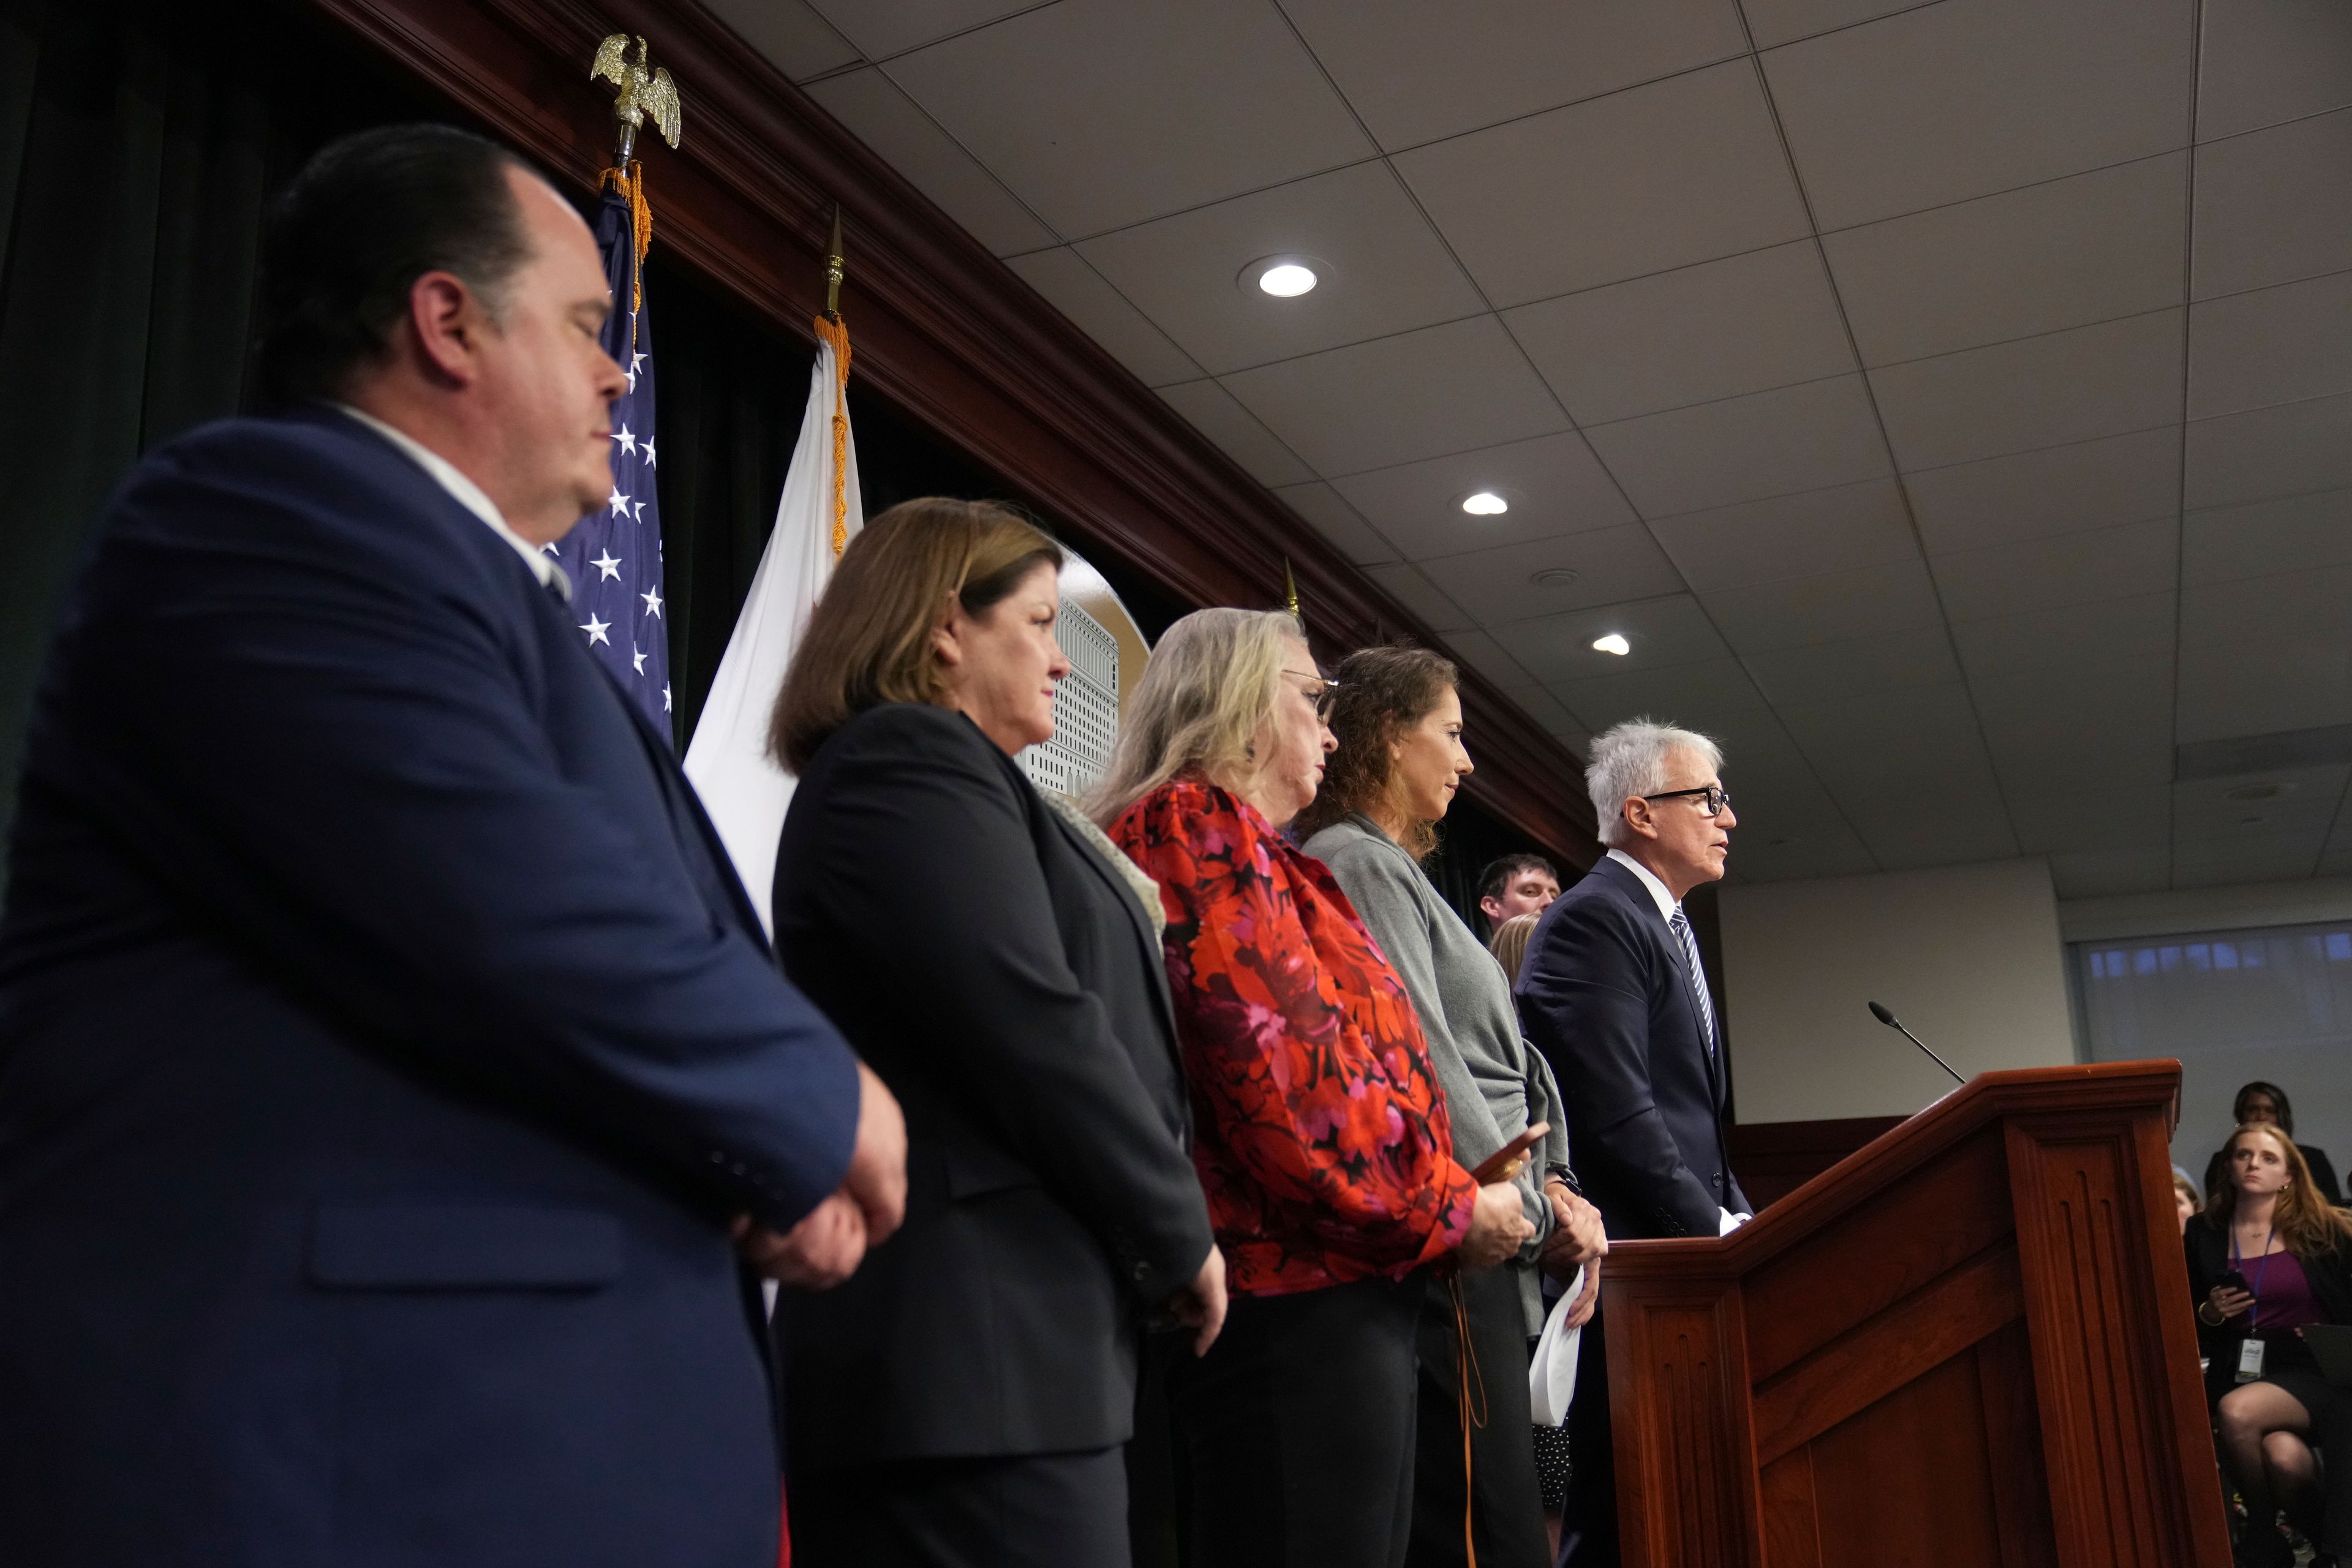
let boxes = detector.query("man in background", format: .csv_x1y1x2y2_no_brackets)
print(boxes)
1477,851,1561,937
1517,718,1747,1568
0,124,902,1566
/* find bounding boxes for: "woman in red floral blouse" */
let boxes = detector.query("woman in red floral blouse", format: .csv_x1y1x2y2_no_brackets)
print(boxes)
1096,607,1531,1568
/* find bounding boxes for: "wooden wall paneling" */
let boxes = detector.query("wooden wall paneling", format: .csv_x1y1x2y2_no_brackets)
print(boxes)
1974,1319,2061,1568
1609,1284,1760,1568
2003,1115,2232,1568
1756,1448,1822,1568
293,0,1596,858
1806,1352,2008,1568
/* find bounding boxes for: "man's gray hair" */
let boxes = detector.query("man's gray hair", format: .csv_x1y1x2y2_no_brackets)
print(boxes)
1587,718,1723,848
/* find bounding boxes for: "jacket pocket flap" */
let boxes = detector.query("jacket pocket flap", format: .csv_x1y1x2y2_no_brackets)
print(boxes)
308,1205,622,1291
944,1144,1039,1200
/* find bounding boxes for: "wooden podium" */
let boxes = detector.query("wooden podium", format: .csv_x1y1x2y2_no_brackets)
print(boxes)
1600,1061,2230,1568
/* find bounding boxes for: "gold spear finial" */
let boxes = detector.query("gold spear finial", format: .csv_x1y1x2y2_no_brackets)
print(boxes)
824,206,845,322
1284,559,1302,627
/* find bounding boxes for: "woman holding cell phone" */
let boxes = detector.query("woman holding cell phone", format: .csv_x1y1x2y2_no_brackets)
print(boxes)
2186,1121,2352,1568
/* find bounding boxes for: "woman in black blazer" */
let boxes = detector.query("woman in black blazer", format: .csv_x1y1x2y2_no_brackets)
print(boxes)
2185,1123,2352,1567
766,499,1223,1568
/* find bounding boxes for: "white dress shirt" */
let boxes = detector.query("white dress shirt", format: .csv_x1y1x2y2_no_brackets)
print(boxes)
336,404,568,598
1602,846,1749,1233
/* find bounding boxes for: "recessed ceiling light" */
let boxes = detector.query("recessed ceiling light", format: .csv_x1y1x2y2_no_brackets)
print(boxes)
1592,633,1630,657
2225,781,2289,801
1462,491,1508,515
1529,567,1581,589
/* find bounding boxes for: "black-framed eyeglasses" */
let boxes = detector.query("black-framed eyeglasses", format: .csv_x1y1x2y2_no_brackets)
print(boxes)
1642,784,1731,817
1282,668,1340,717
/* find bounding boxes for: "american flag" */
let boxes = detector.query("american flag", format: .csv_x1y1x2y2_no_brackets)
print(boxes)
551,175,670,735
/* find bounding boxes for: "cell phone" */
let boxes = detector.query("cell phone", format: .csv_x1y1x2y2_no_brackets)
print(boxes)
2218,1269,2248,1294
1470,1121,1549,1185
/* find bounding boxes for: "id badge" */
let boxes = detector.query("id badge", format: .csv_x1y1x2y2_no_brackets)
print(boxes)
2236,1338,2266,1384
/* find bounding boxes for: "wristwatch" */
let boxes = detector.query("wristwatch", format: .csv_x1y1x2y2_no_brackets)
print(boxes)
1544,1163,1583,1197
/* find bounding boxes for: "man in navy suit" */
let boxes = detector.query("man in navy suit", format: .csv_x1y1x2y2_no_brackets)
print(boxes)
1517,717,1748,1568
0,125,903,1566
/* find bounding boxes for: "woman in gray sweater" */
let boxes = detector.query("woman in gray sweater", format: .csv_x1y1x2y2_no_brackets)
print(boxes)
1297,646,1607,1568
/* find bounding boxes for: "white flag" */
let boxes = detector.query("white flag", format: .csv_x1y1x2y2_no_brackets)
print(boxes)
683,323,862,935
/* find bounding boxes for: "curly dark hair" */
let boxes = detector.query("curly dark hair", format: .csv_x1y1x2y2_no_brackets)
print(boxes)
1293,645,1458,858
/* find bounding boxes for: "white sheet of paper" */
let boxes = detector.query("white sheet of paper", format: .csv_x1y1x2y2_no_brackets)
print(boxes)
1528,1266,1585,1427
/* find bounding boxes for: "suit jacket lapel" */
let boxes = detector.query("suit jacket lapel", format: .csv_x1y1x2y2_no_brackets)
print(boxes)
1022,764,1183,1061
1593,857,1726,1107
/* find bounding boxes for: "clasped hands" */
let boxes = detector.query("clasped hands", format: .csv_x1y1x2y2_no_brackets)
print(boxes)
734,1061,909,1291
1540,1178,1607,1329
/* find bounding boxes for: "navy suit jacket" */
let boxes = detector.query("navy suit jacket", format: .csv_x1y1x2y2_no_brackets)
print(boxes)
1515,856,1747,1240
0,409,861,1567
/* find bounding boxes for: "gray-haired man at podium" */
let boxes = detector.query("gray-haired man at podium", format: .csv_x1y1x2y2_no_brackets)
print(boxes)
1516,718,1751,1568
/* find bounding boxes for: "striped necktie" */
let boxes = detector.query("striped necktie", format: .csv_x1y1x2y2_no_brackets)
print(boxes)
1668,905,1717,1058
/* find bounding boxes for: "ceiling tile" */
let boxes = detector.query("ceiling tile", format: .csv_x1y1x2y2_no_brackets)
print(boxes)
2174,763,2349,841
1702,558,1944,654
1648,477,1918,592
1972,657,2176,792
1504,243,1858,425
1849,812,2022,873
1744,0,1938,51
1491,594,1730,682
1869,310,2184,471
2182,488,2352,586
1419,526,1688,626
1929,515,2180,624
807,0,1036,58
1761,0,2195,230
2009,785,2174,855
1583,374,1890,518
1362,561,1475,633
804,70,1057,255
2183,390,2352,510
2196,0,2352,142
1554,657,1770,735
2171,828,2324,886
1222,315,1570,478
885,0,1372,236
1156,379,1314,486
1496,683,1586,741
1822,153,2188,367
1903,427,2182,552
1272,481,1398,566
1741,625,1962,707
1393,61,1811,305
1284,0,1749,151
1441,630,1539,691
2176,563,2352,742
1004,247,1205,386
1724,829,1882,884
1330,430,1638,562
1777,685,1999,807
2192,107,2352,298
1950,590,2176,682
1074,162,1484,375
2049,846,2173,897
2187,269,2352,420
701,0,862,79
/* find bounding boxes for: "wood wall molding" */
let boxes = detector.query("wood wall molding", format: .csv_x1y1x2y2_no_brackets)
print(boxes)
299,0,1596,859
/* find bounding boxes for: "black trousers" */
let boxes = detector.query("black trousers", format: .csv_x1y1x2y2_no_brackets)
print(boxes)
1406,1268,1551,1568
1558,1304,1618,1568
1168,1272,1424,1568
790,1447,1129,1568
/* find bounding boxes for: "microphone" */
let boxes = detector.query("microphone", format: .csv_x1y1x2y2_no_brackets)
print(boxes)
1868,1001,1964,1086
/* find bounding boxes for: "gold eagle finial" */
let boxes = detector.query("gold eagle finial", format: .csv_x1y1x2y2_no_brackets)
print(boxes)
590,34,682,161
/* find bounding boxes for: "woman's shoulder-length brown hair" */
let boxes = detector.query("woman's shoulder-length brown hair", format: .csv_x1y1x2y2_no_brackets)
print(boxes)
1292,644,1459,859
2203,1121,2352,1257
769,497,1062,774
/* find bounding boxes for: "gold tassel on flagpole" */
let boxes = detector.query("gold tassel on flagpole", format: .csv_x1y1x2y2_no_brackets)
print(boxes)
814,206,851,560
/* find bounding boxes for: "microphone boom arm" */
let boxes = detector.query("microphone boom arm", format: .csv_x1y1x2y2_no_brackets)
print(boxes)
1868,1001,1965,1086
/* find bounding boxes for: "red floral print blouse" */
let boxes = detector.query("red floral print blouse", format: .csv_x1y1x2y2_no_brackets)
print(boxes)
1109,776,1476,1296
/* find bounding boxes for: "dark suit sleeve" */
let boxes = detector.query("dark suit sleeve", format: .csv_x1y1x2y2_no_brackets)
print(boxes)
2303,1144,2342,1206
1518,896,1722,1238
789,712,1213,1306
53,441,861,1230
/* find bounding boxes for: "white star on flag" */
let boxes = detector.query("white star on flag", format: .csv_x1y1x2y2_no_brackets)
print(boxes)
632,501,646,524
612,424,636,458
580,613,611,647
641,586,664,619
631,647,648,676
607,485,630,518
662,683,672,712
642,442,657,469
590,549,622,581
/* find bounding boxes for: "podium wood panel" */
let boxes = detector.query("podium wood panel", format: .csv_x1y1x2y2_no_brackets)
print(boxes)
1601,1063,2228,1568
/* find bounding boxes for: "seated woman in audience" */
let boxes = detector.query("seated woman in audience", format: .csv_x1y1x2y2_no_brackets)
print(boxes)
1295,646,1606,1568
2187,1121,2352,1568
1489,910,1542,987
1093,608,1533,1568
767,499,1224,1568
2206,1081,2342,1207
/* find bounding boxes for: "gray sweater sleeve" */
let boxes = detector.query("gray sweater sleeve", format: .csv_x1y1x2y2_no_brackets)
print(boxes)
1310,827,1552,1249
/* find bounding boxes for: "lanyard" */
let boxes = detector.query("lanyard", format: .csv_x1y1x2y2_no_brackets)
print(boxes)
2233,1226,2277,1330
